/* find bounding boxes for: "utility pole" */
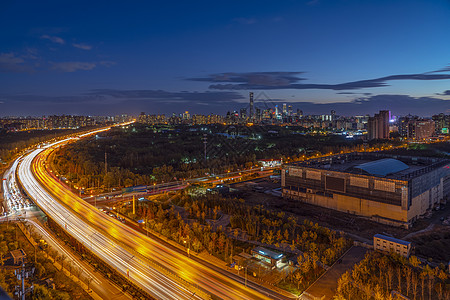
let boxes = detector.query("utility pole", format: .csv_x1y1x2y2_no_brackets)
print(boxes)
15,264,34,300
104,151,107,174
202,134,207,164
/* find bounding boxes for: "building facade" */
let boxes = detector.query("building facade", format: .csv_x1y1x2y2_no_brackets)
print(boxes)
368,110,390,140
282,152,450,228
373,234,411,257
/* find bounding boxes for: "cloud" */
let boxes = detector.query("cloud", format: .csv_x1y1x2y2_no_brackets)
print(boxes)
0,94,106,104
190,71,450,91
337,92,372,95
436,90,450,96
429,65,450,73
0,89,246,116
0,52,34,73
50,61,115,72
190,72,305,86
50,61,96,72
261,94,450,116
72,43,92,50
41,35,65,45
86,89,245,104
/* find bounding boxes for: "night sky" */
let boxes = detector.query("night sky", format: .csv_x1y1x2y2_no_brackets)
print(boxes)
1,0,449,117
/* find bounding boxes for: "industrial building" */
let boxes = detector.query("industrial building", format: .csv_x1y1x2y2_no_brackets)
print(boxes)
282,152,450,228
373,234,411,257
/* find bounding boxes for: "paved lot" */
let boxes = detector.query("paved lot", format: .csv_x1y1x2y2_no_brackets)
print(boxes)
302,246,368,300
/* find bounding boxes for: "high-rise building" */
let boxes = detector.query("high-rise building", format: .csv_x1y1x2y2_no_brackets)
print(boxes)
414,120,435,139
368,110,390,140
331,110,336,121
240,108,247,120
249,92,254,119
288,105,293,117
282,103,287,116
432,113,450,134
255,108,261,122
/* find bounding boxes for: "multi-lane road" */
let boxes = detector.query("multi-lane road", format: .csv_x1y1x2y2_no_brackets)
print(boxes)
14,128,289,300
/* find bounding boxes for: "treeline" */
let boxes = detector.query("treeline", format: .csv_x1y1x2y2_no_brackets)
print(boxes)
0,126,99,163
334,251,450,300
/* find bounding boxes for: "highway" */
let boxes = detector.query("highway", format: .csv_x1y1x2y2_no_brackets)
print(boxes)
17,132,287,299
2,154,133,300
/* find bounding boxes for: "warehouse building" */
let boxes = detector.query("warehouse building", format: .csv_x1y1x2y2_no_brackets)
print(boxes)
282,152,450,228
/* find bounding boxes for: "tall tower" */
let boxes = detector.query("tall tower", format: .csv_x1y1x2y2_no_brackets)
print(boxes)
249,92,254,119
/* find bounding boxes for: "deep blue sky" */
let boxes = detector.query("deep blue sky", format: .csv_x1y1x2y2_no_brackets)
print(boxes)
0,0,449,116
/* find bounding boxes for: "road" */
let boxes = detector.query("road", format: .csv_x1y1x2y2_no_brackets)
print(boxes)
2,154,132,300
17,131,288,299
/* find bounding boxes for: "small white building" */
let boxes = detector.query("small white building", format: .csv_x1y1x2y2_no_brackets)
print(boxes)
258,159,282,168
374,234,411,258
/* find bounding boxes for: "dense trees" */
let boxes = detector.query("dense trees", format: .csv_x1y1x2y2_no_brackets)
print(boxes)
334,251,450,300
51,124,381,193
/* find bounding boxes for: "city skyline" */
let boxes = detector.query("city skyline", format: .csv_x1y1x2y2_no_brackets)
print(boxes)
1,0,450,116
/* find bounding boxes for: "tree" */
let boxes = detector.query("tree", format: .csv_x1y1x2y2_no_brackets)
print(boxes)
387,265,394,290
427,269,436,300
409,256,420,268
32,284,51,300
374,284,384,300
397,267,402,294
420,271,426,300
412,273,419,300
404,266,412,296
0,242,8,266
294,271,303,289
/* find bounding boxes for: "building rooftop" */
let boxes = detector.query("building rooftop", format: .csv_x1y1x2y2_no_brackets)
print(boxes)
374,234,411,246
354,158,409,176
252,246,284,260
287,152,450,181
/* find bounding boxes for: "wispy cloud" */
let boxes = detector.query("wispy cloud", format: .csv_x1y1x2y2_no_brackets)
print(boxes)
86,89,245,104
72,43,92,50
0,52,34,73
41,35,65,45
50,61,115,72
337,92,372,95
190,70,450,91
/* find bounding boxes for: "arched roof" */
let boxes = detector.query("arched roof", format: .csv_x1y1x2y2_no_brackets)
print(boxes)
354,158,409,176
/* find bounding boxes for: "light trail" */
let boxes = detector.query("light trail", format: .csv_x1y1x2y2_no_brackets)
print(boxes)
17,130,283,299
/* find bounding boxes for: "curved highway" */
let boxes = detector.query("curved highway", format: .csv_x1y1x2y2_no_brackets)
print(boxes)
17,130,286,299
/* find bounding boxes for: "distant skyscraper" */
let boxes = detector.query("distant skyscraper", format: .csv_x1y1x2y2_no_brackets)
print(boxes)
255,108,261,121
282,103,287,116
288,105,293,117
368,110,390,139
297,109,303,118
331,110,336,121
240,108,247,119
249,92,254,119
